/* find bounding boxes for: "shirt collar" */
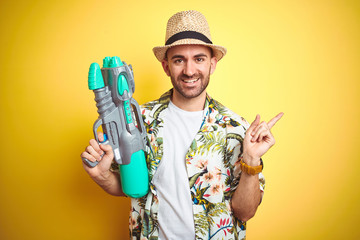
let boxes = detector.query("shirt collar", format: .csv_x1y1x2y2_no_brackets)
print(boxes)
149,89,219,117
148,89,221,133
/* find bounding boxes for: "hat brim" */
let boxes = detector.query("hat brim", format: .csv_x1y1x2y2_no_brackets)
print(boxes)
153,39,227,62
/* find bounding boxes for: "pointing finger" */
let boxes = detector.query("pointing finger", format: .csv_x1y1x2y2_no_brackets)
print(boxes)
267,112,284,129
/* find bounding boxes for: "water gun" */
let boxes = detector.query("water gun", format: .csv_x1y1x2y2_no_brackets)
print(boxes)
83,56,149,198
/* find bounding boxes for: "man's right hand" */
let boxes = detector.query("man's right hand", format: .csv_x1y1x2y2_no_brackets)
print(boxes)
81,132,114,179
81,132,125,196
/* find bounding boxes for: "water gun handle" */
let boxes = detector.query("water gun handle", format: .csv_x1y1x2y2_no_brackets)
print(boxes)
82,119,102,167
82,157,99,168
82,119,108,167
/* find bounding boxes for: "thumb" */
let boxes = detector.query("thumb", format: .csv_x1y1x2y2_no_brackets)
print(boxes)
99,144,114,164
247,114,260,134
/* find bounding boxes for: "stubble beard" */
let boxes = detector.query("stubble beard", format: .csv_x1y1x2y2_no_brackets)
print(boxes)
170,68,211,99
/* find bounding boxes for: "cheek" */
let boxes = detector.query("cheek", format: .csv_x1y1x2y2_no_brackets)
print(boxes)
200,64,212,75
162,62,170,76
169,66,182,77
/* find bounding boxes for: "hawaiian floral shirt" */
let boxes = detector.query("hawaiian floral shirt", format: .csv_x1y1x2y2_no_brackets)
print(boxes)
128,89,265,240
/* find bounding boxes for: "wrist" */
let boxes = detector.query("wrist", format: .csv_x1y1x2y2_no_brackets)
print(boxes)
89,168,112,183
242,153,261,166
239,156,263,175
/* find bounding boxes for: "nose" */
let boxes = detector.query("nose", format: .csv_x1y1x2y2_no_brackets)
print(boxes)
183,60,196,77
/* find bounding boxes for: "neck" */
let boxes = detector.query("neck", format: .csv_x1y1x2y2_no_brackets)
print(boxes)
171,90,207,112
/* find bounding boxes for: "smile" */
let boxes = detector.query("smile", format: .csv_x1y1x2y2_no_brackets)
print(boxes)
182,78,199,83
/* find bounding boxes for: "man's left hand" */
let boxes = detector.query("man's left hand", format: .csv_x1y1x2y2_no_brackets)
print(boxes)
242,113,284,164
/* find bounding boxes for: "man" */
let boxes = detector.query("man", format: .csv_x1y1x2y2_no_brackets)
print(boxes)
81,10,283,239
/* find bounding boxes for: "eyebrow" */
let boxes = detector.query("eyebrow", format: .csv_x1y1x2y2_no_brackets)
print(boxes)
194,53,208,58
170,53,208,60
171,55,184,60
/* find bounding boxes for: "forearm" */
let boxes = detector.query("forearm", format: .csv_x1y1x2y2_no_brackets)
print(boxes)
231,156,262,222
231,173,261,222
231,112,282,222
90,170,125,197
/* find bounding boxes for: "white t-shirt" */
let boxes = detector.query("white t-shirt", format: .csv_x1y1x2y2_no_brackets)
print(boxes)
152,101,204,240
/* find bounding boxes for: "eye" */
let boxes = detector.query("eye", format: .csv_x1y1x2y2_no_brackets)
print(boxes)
174,59,183,64
196,57,205,63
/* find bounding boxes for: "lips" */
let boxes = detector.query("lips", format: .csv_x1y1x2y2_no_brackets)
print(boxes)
182,78,200,83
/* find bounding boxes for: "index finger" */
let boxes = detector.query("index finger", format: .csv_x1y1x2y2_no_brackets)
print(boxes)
97,131,104,142
267,112,284,129
89,139,102,153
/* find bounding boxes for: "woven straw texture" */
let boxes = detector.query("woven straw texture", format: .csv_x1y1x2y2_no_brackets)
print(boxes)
153,10,227,62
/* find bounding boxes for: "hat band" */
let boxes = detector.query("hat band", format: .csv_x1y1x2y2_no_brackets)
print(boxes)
165,31,213,45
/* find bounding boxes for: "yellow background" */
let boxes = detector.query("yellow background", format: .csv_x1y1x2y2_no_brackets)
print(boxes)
1,0,359,239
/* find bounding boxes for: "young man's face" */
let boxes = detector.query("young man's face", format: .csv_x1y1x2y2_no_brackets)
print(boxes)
162,45,217,100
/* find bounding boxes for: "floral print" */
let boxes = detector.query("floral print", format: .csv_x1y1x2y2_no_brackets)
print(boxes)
126,89,265,240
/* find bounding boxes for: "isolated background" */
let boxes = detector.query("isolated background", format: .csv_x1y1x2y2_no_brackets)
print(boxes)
1,0,359,239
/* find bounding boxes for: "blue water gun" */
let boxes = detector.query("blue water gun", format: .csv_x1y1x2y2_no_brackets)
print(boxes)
83,56,149,198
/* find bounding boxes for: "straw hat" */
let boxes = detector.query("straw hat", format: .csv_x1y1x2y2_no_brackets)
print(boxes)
153,10,227,62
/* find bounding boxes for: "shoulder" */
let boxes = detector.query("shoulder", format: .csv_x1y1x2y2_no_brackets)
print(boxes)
141,99,158,112
140,90,172,120
210,97,250,130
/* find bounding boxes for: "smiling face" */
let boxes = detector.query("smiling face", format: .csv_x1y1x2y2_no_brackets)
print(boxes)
162,45,217,110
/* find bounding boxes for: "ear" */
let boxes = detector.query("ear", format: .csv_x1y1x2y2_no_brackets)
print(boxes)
161,60,171,77
209,56,217,75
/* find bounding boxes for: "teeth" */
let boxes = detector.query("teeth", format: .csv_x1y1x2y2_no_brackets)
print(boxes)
183,78,199,83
